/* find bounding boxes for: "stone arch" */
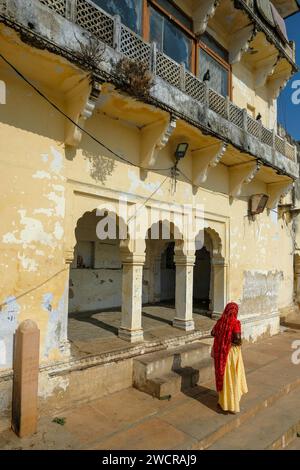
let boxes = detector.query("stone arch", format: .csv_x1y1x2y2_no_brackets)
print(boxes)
144,219,184,306
64,195,148,344
194,226,227,316
66,196,137,264
203,227,223,258
69,208,130,314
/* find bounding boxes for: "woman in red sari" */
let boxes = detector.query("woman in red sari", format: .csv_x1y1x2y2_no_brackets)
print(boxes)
211,302,248,413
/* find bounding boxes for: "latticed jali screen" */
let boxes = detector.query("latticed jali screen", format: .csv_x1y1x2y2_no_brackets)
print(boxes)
275,135,286,156
185,72,205,102
247,116,261,139
285,142,296,161
76,0,114,47
209,89,226,118
156,53,181,89
39,0,66,15
36,0,296,161
229,103,244,129
120,26,150,65
261,127,273,147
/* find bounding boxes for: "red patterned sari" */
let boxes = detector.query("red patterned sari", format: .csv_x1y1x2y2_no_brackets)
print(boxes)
211,302,241,392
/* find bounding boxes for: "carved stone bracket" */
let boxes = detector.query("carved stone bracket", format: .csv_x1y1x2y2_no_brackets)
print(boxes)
140,116,177,168
267,58,293,100
229,25,256,64
254,53,279,90
65,77,101,147
229,161,262,197
193,0,220,36
192,142,228,186
267,180,293,209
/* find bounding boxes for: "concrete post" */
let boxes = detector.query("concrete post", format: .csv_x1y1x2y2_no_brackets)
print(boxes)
119,253,145,343
12,320,40,438
173,254,195,331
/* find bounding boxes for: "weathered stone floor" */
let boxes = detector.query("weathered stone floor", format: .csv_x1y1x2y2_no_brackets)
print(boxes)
69,304,215,357
1,328,300,450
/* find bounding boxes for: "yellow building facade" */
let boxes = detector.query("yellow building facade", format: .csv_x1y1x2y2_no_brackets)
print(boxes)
0,0,299,413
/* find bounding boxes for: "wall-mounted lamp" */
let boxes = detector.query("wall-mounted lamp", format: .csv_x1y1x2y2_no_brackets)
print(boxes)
175,143,189,162
248,193,269,218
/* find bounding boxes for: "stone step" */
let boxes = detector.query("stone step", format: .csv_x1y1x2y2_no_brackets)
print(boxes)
208,387,300,450
184,357,300,450
133,340,213,398
139,358,214,399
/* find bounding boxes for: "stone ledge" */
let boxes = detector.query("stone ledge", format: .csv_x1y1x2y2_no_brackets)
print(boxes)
0,0,298,179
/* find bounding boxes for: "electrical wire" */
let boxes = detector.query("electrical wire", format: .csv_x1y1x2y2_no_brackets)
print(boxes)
0,52,173,172
127,174,170,225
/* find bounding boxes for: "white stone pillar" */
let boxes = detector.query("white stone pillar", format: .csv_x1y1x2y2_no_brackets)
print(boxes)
173,254,195,331
58,249,74,359
210,257,227,317
119,253,145,343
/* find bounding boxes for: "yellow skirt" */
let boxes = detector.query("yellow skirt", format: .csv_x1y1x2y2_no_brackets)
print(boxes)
218,345,248,413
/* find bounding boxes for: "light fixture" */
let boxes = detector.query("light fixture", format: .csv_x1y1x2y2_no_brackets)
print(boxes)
175,143,189,161
248,194,269,217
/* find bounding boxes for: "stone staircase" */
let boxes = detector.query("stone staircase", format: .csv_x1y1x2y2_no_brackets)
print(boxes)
133,340,214,399
208,387,300,450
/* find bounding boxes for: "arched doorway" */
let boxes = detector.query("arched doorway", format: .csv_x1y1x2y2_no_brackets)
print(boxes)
193,227,226,317
67,208,145,345
143,221,180,307
69,210,124,314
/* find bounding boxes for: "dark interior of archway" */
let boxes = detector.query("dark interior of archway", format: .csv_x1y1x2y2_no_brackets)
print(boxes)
193,246,211,313
160,242,176,307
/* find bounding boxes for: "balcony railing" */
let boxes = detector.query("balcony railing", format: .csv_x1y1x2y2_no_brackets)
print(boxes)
38,0,297,163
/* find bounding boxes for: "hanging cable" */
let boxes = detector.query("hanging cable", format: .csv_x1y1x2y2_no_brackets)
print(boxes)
0,52,173,172
127,174,170,226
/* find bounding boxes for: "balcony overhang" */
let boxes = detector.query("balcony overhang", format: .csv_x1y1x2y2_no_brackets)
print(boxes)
0,0,298,182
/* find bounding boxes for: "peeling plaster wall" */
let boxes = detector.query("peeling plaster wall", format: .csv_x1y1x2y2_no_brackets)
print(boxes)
0,64,68,368
228,180,294,340
0,17,297,413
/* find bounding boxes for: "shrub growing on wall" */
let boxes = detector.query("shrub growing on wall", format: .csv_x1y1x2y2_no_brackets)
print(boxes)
115,57,153,100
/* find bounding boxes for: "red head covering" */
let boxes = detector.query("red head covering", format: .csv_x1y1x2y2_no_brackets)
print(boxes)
211,302,241,392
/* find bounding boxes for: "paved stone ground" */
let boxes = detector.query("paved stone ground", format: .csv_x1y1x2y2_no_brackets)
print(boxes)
69,304,215,357
1,328,300,450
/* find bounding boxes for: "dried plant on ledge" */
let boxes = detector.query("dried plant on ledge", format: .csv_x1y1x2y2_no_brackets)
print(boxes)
114,57,153,100
74,34,105,71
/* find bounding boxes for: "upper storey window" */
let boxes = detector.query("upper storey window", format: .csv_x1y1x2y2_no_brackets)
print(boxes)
149,3,193,69
93,0,143,35
199,34,230,97
93,1,230,96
